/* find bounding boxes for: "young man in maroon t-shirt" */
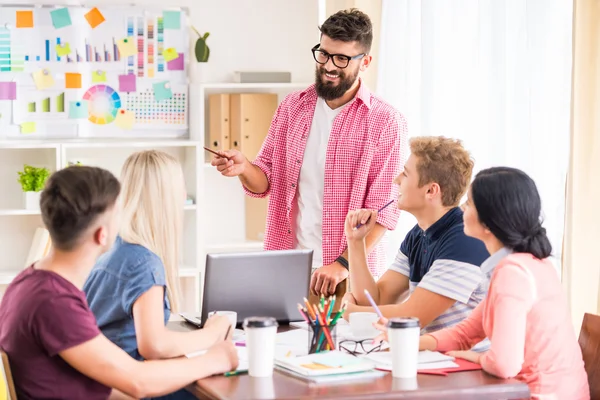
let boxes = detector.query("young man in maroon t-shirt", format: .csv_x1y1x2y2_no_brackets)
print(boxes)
0,166,238,400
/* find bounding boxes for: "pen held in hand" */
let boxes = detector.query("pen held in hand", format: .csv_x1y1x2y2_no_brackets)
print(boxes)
203,146,231,160
355,199,396,229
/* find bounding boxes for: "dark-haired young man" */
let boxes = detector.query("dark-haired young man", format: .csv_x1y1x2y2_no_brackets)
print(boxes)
0,166,238,400
210,9,407,305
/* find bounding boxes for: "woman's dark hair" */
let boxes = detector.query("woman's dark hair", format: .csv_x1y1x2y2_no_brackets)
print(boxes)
471,167,552,259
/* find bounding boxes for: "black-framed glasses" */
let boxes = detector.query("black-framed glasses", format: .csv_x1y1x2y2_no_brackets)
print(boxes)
311,44,366,69
338,338,382,356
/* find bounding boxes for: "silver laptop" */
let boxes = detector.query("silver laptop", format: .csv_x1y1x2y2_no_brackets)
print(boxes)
197,249,313,328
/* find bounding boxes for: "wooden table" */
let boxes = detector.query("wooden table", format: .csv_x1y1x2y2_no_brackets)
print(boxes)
168,320,530,400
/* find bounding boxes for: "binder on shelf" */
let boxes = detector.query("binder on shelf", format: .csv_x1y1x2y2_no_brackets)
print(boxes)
24,227,52,268
207,94,231,157
230,93,279,242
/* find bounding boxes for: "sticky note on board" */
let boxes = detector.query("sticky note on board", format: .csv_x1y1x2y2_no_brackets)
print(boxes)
115,109,134,129
16,11,33,28
167,53,184,71
69,101,89,119
20,122,36,134
117,37,136,58
0,82,16,100
92,70,107,83
162,11,181,29
50,8,72,29
56,43,71,57
32,69,55,90
65,73,81,89
84,7,105,29
163,48,179,62
118,74,136,92
153,81,173,101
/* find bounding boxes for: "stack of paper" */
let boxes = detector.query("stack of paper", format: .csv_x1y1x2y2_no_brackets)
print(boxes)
362,350,459,370
185,347,248,372
274,350,385,383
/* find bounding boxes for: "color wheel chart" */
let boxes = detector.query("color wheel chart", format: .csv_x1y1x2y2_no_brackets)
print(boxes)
83,84,121,124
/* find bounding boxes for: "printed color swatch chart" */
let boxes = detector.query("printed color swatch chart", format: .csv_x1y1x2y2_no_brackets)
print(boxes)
122,84,186,127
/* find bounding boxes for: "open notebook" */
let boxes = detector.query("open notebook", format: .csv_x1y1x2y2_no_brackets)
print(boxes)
362,350,459,370
275,350,376,377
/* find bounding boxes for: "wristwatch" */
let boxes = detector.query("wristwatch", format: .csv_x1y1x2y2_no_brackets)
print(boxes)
335,255,349,270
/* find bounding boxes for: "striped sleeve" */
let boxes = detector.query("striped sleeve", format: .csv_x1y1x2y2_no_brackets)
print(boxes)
388,249,410,276
417,259,484,304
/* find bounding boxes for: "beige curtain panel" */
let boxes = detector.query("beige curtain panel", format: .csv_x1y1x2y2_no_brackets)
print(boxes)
562,0,600,330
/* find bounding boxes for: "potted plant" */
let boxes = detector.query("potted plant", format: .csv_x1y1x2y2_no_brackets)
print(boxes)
191,26,210,82
17,165,50,210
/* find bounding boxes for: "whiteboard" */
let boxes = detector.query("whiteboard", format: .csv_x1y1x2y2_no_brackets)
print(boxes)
0,5,190,139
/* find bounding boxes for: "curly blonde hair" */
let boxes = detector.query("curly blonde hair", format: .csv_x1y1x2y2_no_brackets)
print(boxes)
409,136,474,207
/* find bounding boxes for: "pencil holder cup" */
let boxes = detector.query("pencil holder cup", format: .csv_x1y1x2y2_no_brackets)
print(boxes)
308,324,337,354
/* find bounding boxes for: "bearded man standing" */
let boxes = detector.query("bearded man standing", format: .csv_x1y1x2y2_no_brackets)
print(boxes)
210,8,407,307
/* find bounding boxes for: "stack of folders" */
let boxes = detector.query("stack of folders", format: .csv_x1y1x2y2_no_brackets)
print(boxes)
274,350,385,384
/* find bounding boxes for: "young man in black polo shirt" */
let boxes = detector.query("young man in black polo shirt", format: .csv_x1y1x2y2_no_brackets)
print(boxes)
343,136,490,338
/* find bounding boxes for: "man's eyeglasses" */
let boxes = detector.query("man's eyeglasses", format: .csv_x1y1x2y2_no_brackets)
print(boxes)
338,338,382,356
311,44,366,69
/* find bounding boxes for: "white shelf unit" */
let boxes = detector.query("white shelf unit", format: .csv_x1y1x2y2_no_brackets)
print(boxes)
0,81,312,312
190,82,311,310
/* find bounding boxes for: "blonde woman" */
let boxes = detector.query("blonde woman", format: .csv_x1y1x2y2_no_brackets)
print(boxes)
84,151,230,398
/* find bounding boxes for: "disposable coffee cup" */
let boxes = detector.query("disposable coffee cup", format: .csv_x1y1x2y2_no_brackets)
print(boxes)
243,316,278,377
387,317,420,378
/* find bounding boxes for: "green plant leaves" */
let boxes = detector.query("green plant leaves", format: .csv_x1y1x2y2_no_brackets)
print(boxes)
17,165,50,192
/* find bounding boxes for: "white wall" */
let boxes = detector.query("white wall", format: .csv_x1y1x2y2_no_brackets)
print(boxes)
6,0,320,83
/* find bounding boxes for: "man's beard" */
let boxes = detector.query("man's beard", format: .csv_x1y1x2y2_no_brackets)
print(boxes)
314,66,359,101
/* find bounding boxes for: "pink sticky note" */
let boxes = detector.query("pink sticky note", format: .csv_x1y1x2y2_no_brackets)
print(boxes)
118,74,136,92
167,53,184,71
0,82,16,100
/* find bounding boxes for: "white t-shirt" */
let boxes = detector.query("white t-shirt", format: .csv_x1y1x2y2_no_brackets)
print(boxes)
295,97,345,268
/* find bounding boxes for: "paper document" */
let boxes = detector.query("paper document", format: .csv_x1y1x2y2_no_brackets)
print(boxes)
362,350,458,370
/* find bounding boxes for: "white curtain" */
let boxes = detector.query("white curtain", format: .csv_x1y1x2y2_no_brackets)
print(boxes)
377,0,573,271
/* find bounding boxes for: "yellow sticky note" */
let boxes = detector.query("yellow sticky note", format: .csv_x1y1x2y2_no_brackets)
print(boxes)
92,70,107,83
117,37,136,58
56,43,71,57
21,122,36,134
84,7,105,29
32,69,55,90
65,73,81,89
16,10,34,28
163,48,179,62
115,109,134,130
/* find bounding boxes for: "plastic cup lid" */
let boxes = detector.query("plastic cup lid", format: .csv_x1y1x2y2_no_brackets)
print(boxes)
387,317,420,329
243,316,278,328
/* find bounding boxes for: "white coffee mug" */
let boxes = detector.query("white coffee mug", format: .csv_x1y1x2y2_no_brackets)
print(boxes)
243,316,278,377
349,312,379,339
208,311,237,330
387,317,420,378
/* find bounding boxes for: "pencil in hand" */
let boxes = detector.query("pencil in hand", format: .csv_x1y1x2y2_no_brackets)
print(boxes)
355,199,395,229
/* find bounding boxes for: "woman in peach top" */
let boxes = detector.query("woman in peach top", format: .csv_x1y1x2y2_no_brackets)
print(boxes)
376,167,590,400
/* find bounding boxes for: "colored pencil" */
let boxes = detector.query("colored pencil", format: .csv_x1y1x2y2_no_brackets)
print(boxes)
363,289,384,320
355,199,395,229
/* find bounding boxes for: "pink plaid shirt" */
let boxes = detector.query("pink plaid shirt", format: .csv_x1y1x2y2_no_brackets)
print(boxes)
244,81,407,276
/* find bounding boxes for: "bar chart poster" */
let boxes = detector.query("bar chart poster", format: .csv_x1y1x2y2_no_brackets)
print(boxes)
0,6,189,137
0,7,188,78
13,87,70,123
